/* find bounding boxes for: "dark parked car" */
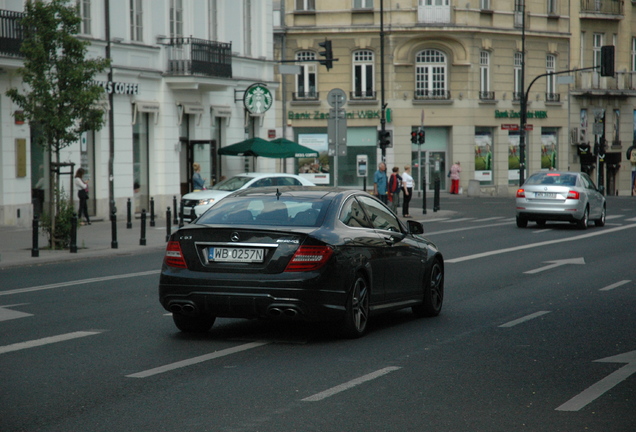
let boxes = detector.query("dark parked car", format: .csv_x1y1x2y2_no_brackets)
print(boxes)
159,187,444,338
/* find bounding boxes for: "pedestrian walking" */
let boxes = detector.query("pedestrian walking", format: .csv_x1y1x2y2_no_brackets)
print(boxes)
450,161,462,194
402,165,414,218
373,162,388,204
388,166,402,213
74,168,91,225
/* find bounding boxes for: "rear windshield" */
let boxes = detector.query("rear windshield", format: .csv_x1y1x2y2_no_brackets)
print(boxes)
196,195,331,227
525,172,577,187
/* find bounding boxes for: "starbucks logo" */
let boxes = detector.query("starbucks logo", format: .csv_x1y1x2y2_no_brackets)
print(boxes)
244,84,273,114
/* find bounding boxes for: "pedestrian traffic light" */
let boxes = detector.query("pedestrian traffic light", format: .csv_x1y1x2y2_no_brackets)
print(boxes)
410,131,418,144
600,45,615,77
378,130,391,148
318,39,334,70
417,130,425,144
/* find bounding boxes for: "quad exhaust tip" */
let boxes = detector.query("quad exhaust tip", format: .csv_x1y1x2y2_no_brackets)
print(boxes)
268,307,300,318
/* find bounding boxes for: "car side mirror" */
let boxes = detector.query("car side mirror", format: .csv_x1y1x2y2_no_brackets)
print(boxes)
407,219,424,235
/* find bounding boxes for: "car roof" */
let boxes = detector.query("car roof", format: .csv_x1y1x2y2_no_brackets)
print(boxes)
228,185,359,199
233,172,308,179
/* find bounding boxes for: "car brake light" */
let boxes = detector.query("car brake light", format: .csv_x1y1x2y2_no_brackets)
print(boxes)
284,245,333,272
567,190,580,199
516,189,525,198
165,241,188,268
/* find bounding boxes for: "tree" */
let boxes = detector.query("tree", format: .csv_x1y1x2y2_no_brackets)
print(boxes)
6,0,109,249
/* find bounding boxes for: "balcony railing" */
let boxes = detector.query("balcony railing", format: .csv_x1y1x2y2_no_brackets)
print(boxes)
0,10,24,58
545,93,561,102
350,90,376,100
580,0,624,15
574,70,636,91
414,89,451,101
164,37,232,79
292,91,319,101
479,91,495,101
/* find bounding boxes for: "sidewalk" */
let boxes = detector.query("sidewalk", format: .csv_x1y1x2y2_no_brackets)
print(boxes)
0,195,456,270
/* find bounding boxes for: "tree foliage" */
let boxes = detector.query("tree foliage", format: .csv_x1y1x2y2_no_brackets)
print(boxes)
6,0,109,153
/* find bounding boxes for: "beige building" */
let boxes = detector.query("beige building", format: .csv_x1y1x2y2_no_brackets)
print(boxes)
274,0,636,196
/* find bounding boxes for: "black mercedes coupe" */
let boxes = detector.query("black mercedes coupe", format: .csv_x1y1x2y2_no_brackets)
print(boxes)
159,187,444,338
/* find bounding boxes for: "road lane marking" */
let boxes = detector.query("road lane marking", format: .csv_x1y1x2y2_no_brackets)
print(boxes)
0,331,102,355
302,366,401,402
445,223,636,263
472,217,506,222
425,221,512,236
499,311,551,328
0,270,161,296
556,350,636,411
524,258,585,274
126,341,270,378
441,218,475,223
599,280,631,291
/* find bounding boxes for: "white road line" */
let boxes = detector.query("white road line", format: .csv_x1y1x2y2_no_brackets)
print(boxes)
532,229,553,234
599,280,631,292
302,366,401,402
605,215,624,220
441,218,475,223
126,341,270,378
0,270,161,296
0,331,102,355
445,223,636,263
425,221,512,236
472,217,505,222
499,311,551,328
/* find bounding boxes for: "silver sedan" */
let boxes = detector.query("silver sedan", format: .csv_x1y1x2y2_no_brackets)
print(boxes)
515,171,606,229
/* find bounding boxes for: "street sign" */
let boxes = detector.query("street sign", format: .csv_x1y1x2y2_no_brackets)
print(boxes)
327,88,347,108
501,124,519,130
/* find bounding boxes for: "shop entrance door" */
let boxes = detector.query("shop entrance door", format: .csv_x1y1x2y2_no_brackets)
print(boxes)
180,139,217,196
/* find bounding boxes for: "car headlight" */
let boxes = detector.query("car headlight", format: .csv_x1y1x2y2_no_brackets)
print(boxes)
197,198,214,206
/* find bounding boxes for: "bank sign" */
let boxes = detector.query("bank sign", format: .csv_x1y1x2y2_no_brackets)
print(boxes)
288,110,381,120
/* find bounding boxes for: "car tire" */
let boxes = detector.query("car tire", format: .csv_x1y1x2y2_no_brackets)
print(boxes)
341,273,369,338
516,216,528,228
412,259,444,318
594,205,606,227
577,207,589,230
172,313,216,333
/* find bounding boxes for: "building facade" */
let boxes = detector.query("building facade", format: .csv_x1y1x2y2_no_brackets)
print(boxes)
0,0,277,227
274,0,636,196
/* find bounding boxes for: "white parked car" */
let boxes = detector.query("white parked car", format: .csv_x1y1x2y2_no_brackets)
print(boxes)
180,172,315,222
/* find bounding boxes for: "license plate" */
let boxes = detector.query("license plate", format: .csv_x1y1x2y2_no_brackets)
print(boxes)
183,207,192,215
208,247,264,263
535,192,556,198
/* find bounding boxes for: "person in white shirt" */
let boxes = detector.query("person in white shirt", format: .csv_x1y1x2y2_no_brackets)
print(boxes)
74,168,91,225
401,165,414,218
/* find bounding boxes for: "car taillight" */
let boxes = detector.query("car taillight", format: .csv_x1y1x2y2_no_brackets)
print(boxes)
164,241,188,269
567,190,580,199
284,245,333,272
516,189,525,198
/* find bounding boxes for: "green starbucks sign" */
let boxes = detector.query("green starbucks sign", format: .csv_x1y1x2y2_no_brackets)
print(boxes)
244,83,273,114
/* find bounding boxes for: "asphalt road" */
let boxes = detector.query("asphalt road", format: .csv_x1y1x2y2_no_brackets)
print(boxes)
1,196,634,432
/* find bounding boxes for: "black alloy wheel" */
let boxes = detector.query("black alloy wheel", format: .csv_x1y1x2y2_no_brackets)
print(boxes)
412,259,444,318
577,206,589,230
173,313,216,333
342,274,370,338
594,205,606,227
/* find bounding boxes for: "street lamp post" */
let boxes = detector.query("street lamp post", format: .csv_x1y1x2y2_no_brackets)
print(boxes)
518,0,527,186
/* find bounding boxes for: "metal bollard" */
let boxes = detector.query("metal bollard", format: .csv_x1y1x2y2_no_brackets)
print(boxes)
70,213,78,253
150,197,156,227
172,196,178,225
31,214,39,257
126,198,132,229
422,175,427,214
140,209,147,246
179,200,184,228
433,177,440,212
166,207,172,242
111,207,118,249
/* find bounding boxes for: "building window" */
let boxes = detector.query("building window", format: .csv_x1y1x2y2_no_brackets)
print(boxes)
295,51,317,100
480,0,490,9
593,33,603,83
415,49,448,100
613,109,620,145
631,37,636,72
547,0,557,14
296,0,315,11
209,0,218,41
244,0,252,57
513,52,523,100
78,0,91,35
546,54,558,101
514,0,524,27
354,0,373,8
352,50,375,99
479,51,493,100
130,0,143,42
170,0,184,38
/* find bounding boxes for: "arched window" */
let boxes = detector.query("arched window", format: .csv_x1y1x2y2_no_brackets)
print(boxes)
295,51,317,100
415,49,448,99
352,50,375,99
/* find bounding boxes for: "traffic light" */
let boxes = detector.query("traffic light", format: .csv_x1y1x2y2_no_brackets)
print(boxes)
410,131,418,144
378,130,391,148
318,39,333,70
418,130,425,144
600,45,615,77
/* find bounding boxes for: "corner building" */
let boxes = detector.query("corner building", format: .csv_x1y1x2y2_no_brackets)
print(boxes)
274,0,636,196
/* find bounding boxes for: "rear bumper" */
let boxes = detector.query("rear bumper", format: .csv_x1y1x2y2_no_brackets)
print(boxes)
516,200,584,221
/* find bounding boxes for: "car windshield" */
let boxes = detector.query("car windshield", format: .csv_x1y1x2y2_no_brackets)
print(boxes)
197,195,332,227
210,176,254,191
525,172,577,187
